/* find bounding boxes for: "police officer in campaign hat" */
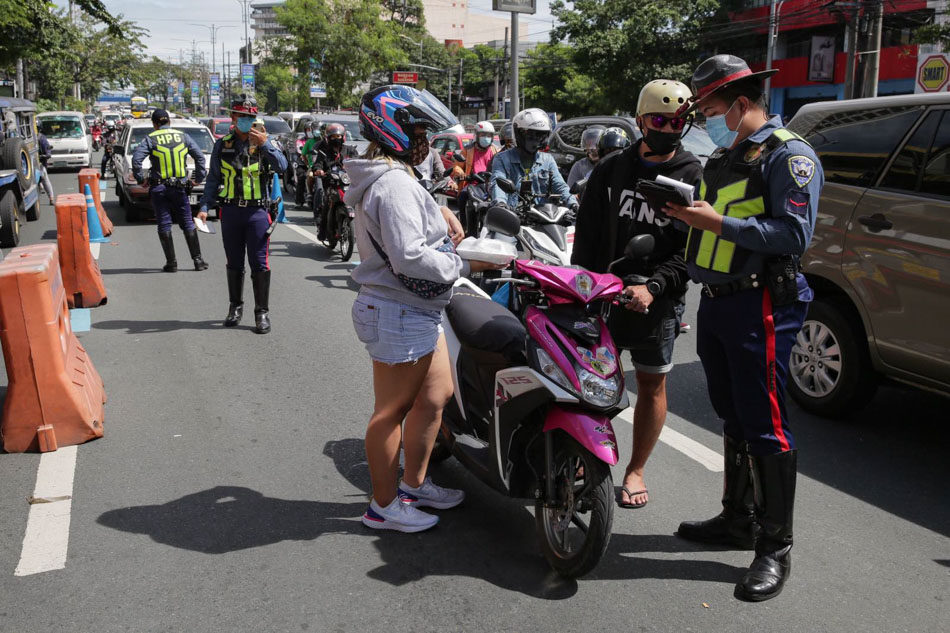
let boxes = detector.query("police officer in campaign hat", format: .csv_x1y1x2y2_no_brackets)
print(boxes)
199,94,288,334
664,55,824,602
132,108,208,272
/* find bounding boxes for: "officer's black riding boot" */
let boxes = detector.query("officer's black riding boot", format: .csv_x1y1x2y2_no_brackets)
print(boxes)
735,449,797,602
158,231,177,273
677,434,758,549
224,269,244,327
183,229,209,271
251,270,271,334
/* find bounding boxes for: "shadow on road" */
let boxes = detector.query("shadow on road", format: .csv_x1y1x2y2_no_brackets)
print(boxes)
592,533,747,584
99,268,165,275
269,240,323,261
93,319,240,334
306,273,359,292
323,438,578,600
96,486,365,554
627,358,950,539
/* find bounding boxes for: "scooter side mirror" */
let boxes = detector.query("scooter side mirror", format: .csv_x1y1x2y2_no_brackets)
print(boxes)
484,205,521,237
112,146,124,155
624,234,655,259
451,151,466,163
570,177,588,195
495,177,516,194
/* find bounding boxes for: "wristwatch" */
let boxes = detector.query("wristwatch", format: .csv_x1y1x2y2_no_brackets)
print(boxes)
646,280,662,297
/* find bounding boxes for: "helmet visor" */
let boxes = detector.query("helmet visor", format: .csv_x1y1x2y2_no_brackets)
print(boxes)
402,89,458,133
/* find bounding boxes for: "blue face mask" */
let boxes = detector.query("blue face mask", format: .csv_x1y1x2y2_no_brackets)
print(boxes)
705,101,743,149
477,135,492,149
236,117,255,133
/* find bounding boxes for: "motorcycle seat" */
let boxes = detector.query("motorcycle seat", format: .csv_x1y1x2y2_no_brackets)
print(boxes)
447,289,526,364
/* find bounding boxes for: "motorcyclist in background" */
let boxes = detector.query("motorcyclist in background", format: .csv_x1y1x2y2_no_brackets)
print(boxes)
599,126,632,159
567,125,606,189
491,108,577,213
313,122,358,239
99,120,118,178
499,123,515,150
451,120,499,234
302,121,322,207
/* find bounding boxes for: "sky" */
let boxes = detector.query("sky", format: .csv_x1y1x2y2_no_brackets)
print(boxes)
53,0,557,65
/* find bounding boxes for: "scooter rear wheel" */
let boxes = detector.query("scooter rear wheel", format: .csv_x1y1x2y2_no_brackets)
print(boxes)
536,434,613,578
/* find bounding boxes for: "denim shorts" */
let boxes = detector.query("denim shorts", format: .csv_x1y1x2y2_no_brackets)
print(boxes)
352,291,443,365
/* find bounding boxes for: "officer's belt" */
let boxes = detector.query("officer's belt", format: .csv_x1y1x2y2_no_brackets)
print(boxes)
154,177,190,188
220,197,271,207
702,273,763,298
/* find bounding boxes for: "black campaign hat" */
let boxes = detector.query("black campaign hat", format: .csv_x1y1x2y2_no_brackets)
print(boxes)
226,94,259,115
678,54,778,115
151,108,170,124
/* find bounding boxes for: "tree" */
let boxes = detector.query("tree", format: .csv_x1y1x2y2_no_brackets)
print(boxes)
913,23,950,50
522,43,609,119
550,0,720,113
275,0,408,105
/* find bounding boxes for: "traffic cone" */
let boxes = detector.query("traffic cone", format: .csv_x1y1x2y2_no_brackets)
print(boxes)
83,184,111,243
273,173,290,224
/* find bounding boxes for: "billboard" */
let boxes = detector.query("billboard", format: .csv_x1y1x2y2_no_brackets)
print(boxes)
190,80,199,103
492,0,536,14
241,64,256,93
808,36,835,83
310,83,327,98
210,73,221,105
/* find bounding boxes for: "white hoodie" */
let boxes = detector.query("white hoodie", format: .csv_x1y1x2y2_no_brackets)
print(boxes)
345,158,470,311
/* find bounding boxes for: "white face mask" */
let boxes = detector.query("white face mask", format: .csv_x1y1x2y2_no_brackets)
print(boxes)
477,135,492,149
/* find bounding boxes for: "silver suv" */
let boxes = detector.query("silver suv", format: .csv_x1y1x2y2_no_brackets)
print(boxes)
787,92,950,417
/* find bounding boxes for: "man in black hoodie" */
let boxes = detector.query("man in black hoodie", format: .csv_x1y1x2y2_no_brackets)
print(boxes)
313,122,359,240
572,80,703,510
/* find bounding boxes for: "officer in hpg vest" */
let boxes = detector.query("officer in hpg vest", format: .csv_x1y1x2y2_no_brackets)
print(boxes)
132,108,208,272
199,95,288,334
663,55,824,603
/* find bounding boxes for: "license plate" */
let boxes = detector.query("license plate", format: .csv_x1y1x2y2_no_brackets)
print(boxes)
190,195,200,205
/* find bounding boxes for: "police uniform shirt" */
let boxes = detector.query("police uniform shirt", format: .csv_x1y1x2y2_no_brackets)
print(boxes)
199,134,288,211
131,124,207,184
687,116,823,289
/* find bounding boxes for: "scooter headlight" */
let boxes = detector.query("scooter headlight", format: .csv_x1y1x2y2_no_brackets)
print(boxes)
535,347,576,394
520,230,563,264
578,369,621,407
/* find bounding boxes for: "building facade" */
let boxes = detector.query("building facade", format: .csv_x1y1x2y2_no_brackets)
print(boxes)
250,0,289,39
725,0,947,118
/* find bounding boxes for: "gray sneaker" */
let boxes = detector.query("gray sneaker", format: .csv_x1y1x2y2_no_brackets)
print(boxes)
398,476,465,510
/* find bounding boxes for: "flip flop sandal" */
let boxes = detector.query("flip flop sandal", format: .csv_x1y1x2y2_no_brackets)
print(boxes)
617,486,648,509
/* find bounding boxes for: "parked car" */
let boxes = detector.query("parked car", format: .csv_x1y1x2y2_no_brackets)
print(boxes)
0,98,42,247
547,115,715,178
209,116,232,140
111,119,215,222
37,111,91,171
786,92,950,417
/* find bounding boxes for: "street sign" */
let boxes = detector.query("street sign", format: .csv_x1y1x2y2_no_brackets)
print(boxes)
392,71,419,84
493,0,536,15
917,54,949,92
310,83,327,98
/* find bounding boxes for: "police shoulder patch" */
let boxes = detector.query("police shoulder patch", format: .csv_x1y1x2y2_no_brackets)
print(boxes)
788,155,816,188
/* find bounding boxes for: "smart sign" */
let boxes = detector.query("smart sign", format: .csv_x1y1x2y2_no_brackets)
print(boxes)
917,54,949,92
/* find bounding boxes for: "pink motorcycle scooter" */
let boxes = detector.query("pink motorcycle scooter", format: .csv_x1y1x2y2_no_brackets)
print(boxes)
435,205,655,578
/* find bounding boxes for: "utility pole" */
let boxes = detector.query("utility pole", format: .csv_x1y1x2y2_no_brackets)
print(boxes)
502,27,509,117
764,0,785,97
458,57,463,116
493,57,500,116
843,3,860,99
238,0,253,65
865,0,883,98
510,14,519,120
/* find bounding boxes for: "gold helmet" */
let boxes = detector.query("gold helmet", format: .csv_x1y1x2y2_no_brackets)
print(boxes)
636,80,692,116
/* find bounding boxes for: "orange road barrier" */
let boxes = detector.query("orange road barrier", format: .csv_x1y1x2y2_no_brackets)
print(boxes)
77,168,114,236
0,244,106,452
55,193,107,308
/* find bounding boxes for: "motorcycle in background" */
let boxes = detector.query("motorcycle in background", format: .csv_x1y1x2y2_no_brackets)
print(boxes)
320,162,355,261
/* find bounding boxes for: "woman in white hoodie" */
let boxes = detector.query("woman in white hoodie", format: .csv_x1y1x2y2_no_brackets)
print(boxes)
346,86,500,533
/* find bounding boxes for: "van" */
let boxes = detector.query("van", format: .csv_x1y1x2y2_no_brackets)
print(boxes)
0,97,42,248
786,92,950,417
37,111,92,170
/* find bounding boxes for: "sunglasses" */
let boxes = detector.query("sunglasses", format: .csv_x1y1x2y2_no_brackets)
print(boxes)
647,114,688,131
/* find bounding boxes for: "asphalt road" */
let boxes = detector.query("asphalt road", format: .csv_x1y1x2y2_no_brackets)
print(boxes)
0,162,948,632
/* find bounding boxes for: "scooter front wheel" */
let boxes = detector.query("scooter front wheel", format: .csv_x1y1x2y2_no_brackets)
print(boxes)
536,434,613,578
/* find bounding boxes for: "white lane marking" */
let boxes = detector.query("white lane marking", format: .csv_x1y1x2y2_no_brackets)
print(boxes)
616,408,723,472
284,222,319,244
15,446,78,576
89,242,100,260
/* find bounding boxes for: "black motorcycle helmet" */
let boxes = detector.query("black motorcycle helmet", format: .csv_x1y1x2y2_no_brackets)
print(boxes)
598,126,631,158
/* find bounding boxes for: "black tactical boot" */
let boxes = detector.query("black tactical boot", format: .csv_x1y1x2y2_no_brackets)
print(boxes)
158,231,177,272
251,270,271,334
183,229,209,270
735,449,797,602
677,434,758,549
224,268,244,327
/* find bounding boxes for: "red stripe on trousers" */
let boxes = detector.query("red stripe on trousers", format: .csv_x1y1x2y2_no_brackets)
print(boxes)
762,288,790,452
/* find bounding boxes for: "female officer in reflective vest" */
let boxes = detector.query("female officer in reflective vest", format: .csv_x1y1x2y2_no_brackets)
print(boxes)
664,55,824,603
132,109,208,272
199,95,288,334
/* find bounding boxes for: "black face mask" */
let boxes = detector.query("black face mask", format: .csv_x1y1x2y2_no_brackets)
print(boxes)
330,137,343,149
642,127,682,157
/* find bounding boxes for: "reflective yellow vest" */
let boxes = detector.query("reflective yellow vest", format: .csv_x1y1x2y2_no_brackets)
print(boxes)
686,128,806,274
217,133,266,201
147,128,189,179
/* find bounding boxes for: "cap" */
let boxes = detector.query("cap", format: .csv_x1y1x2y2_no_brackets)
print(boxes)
227,94,259,115
151,108,170,124
678,54,778,115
